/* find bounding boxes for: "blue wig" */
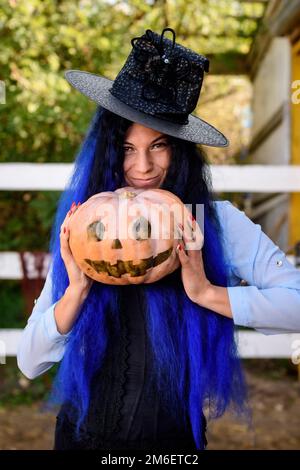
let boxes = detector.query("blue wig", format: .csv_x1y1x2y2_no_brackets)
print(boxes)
47,106,248,450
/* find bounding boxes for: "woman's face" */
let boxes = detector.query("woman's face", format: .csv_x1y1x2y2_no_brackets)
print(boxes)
122,123,172,189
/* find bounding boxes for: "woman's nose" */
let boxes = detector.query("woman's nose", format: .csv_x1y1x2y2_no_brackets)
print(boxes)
135,152,153,173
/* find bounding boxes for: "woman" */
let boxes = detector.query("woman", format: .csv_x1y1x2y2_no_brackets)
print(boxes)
17,28,300,451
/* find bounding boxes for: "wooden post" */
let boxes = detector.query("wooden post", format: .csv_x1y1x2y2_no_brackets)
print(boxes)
289,39,300,250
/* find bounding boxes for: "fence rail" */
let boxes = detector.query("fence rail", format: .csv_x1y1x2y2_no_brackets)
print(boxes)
0,251,297,280
1,329,299,360
1,163,300,192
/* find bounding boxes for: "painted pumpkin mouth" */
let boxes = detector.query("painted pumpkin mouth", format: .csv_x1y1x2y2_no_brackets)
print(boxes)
84,247,173,278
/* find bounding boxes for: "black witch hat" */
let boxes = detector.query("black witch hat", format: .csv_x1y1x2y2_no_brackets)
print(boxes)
65,27,228,147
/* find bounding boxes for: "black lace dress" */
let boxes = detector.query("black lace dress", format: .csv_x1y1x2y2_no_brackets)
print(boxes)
53,284,207,451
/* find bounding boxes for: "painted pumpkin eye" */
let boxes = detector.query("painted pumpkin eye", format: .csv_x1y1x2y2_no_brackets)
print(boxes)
87,220,105,241
132,216,151,241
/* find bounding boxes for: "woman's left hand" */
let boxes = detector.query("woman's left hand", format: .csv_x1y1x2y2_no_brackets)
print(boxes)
176,221,212,304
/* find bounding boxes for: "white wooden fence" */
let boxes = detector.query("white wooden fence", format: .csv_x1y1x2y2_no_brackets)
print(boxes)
1,329,300,361
1,163,300,192
1,163,300,363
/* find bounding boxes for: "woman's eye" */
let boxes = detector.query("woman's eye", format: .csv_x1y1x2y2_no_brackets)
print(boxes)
123,143,167,152
152,142,166,149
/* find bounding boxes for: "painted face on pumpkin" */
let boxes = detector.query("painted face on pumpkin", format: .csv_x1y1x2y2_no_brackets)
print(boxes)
68,188,203,285
122,123,172,190
84,211,173,278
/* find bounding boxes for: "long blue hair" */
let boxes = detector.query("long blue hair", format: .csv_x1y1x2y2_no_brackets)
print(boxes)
47,106,248,450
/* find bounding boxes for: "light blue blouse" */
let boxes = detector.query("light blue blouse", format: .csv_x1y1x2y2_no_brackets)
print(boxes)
17,200,300,379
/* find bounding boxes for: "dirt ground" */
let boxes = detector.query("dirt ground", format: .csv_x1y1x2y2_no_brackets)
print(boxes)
0,368,300,450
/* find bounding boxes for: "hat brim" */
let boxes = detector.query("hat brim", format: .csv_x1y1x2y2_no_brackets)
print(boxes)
65,70,229,147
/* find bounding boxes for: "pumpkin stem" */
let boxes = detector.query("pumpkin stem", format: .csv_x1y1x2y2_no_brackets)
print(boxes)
120,190,137,199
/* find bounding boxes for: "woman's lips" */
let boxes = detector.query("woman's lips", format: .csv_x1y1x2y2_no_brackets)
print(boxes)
131,175,160,186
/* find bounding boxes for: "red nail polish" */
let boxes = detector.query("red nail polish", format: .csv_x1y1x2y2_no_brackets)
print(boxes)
77,202,81,206
178,223,184,231
63,227,66,233
189,213,195,221
179,244,182,251
71,202,76,209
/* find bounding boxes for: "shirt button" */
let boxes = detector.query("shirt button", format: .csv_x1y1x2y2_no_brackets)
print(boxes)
276,260,283,267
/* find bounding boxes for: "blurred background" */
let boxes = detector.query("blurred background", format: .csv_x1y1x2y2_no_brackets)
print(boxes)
0,0,300,450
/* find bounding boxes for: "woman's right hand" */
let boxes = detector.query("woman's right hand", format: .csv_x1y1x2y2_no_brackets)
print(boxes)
52,202,93,336
60,202,93,298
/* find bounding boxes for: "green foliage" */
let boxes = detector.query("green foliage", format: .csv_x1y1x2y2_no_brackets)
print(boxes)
0,0,264,163
0,281,24,328
0,357,59,407
0,191,60,251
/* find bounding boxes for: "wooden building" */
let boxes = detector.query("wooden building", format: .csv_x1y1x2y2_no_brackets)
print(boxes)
247,0,300,253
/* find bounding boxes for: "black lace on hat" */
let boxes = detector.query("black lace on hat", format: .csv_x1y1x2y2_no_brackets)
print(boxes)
110,27,209,125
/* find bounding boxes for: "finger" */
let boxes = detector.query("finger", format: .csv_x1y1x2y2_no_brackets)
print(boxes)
61,201,81,229
177,216,195,241
181,214,203,252
176,243,189,265
177,222,197,256
189,213,204,250
182,232,201,264
60,223,70,243
60,225,73,262
61,202,75,226
186,213,198,241
61,201,81,236
68,201,81,216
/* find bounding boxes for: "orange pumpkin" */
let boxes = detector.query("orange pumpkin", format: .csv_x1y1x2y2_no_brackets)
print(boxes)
68,187,203,285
